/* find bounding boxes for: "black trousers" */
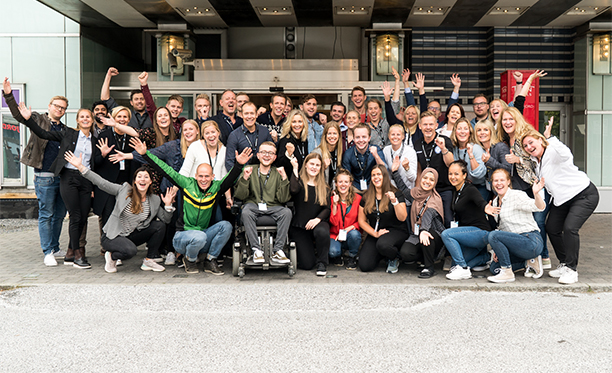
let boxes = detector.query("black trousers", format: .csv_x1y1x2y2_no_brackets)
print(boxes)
546,183,599,271
60,169,93,254
290,223,330,270
101,220,166,261
358,228,409,272
400,231,443,269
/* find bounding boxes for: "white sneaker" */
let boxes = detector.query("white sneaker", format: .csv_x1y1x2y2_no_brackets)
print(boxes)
253,249,265,264
44,253,58,267
446,265,472,280
549,263,567,278
116,259,123,266
104,251,117,273
165,252,176,266
53,249,66,259
558,267,578,284
487,267,516,283
141,258,165,272
271,249,290,264
525,255,543,279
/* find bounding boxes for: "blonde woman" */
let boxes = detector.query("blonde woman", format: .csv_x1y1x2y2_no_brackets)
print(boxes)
276,109,309,177
451,118,487,200
476,118,512,197
313,121,343,185
383,124,418,189
342,109,361,150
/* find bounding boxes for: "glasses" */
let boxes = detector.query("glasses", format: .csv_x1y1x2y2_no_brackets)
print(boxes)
473,103,488,107
51,103,67,111
427,106,440,111
259,151,275,156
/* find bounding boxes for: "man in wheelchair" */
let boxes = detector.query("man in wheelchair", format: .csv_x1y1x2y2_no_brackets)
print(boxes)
234,141,292,264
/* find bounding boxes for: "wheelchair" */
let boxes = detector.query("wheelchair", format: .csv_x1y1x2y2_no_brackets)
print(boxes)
231,202,297,278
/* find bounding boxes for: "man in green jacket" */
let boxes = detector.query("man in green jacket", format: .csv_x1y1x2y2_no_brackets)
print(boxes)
234,141,292,264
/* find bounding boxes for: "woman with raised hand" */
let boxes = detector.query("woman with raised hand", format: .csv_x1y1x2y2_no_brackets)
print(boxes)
381,80,423,148
276,109,309,177
522,129,599,285
486,168,545,283
450,118,487,200
396,165,446,279
437,103,465,138
328,169,362,270
289,152,331,276
65,151,175,273
382,124,418,189
180,120,226,179
313,121,343,186
358,165,408,274
18,103,136,269
441,160,498,281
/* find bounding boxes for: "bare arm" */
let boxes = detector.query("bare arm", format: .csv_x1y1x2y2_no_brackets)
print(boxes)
100,67,118,101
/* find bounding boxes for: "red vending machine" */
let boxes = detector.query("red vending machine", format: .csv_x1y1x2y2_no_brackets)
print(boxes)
500,70,540,130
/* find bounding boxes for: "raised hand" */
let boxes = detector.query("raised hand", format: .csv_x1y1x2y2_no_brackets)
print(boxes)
242,166,253,180
108,150,128,164
532,177,545,195
369,146,379,157
318,113,327,125
402,68,411,85
17,102,32,121
435,137,447,152
277,166,287,180
513,71,523,83
270,129,278,143
530,70,547,80
386,191,397,204
235,147,253,165
544,116,553,139
413,73,425,92
64,151,84,170
99,115,118,128
505,150,520,164
391,155,401,172
484,201,501,216
285,142,295,158
391,66,400,81
466,143,474,157
96,138,115,158
290,157,299,175
257,106,267,116
107,67,119,77
482,149,490,163
381,81,393,100
3,77,11,95
138,71,148,86
450,73,461,90
401,157,411,171
161,186,178,206
332,191,339,205
129,136,147,155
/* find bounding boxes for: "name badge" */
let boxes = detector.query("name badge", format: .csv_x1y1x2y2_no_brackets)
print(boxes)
337,229,347,242
360,179,367,190
413,224,420,235
258,203,267,211
119,160,125,171
450,221,459,228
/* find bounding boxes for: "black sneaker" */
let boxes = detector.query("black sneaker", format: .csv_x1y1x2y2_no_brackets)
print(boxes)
330,256,344,267
345,257,357,270
204,259,225,276
183,256,199,274
73,258,91,269
316,262,327,276
418,268,436,279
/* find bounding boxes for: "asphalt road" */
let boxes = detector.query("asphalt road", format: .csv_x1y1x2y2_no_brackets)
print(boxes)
1,284,610,372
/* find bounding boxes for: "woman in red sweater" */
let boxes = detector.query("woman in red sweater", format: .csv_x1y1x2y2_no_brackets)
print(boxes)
329,169,362,270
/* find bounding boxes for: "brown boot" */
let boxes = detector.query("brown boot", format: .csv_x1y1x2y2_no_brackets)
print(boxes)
64,247,75,266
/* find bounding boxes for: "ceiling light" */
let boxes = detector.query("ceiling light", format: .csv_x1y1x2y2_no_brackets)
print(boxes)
565,6,609,15
488,6,529,15
257,7,293,16
181,7,216,16
413,6,449,16
336,6,369,15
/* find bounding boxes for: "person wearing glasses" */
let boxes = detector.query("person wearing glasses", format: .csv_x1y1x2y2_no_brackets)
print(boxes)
470,94,490,128
3,78,70,266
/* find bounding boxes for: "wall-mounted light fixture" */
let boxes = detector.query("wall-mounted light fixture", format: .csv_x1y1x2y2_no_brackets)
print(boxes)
593,33,611,75
375,34,399,76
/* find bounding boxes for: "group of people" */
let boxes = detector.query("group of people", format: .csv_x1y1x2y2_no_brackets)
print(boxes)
3,66,598,284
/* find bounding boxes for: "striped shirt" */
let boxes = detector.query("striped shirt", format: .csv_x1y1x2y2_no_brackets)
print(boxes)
119,198,150,236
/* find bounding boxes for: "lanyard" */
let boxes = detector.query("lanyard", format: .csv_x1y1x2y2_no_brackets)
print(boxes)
369,122,385,146
422,136,437,168
415,195,431,224
454,182,466,205
339,201,352,228
206,144,219,170
223,114,235,133
330,149,338,173
258,168,270,203
114,132,127,151
295,139,306,158
391,143,404,159
354,147,369,172
243,125,259,152
375,198,381,220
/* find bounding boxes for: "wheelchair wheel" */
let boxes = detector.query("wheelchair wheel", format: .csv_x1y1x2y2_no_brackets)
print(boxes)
289,242,297,275
232,245,241,277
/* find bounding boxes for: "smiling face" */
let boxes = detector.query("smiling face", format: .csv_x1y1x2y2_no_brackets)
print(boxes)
367,101,381,122
419,115,437,141
522,135,544,159
195,163,214,189
420,171,436,191
351,90,366,109
156,108,171,130
166,99,183,120
271,96,286,117
405,106,418,127
203,125,219,147
182,122,198,143
335,174,351,197
371,167,383,189
473,97,489,118
220,91,237,115
284,99,293,116
93,104,107,121
195,98,210,118
326,126,339,147
346,112,360,129
48,99,68,121
448,105,462,125
448,163,467,189
305,157,321,179
236,94,249,112
301,98,317,119
353,127,370,151
330,104,345,122
388,127,404,147
490,100,504,121
257,144,276,166
134,170,152,194
455,121,471,146
242,103,257,128
76,110,93,130
492,169,511,197
501,111,516,136
476,124,491,145
291,114,304,136
114,109,130,126
130,92,146,112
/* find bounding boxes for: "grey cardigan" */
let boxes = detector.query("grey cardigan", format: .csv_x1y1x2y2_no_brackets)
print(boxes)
81,168,173,239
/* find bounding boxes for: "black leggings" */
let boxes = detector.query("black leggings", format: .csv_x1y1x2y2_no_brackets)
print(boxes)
290,223,330,270
546,183,599,271
400,231,443,269
358,228,409,272
101,220,166,261
60,169,93,254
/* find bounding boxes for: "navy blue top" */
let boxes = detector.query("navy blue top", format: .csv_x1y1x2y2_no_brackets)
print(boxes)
225,124,273,171
38,120,64,173
341,144,386,191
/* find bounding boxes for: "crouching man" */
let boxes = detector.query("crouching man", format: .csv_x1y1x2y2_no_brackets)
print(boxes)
234,141,292,264
133,136,253,275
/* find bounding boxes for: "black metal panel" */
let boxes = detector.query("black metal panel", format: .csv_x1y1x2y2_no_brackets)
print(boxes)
37,0,117,27
124,0,183,23
291,0,333,26
208,0,262,27
371,0,414,24
511,0,581,26
440,0,499,27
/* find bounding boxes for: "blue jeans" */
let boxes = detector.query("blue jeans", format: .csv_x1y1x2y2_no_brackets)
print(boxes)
329,229,361,258
488,230,543,268
34,175,66,255
172,221,232,262
441,226,490,268
533,189,551,259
